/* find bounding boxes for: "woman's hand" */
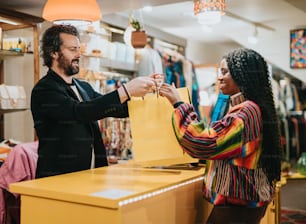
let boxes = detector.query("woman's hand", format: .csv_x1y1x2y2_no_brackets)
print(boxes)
159,83,182,105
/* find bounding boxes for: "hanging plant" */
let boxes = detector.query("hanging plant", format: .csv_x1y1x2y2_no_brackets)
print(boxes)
129,17,147,48
130,18,142,31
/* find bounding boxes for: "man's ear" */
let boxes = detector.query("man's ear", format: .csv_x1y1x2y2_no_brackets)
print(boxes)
51,51,58,59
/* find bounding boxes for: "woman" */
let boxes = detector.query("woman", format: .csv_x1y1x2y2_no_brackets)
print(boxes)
159,48,282,224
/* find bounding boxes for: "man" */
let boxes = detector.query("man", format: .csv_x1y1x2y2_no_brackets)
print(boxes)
31,24,157,178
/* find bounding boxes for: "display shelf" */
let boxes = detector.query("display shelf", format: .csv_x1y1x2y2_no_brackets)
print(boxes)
0,50,24,59
81,54,138,72
0,8,42,140
283,172,306,180
0,108,28,114
79,30,111,38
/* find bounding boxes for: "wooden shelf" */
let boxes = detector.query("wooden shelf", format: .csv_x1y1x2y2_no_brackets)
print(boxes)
81,55,138,72
0,7,43,31
0,8,42,140
0,50,24,59
79,30,111,38
0,108,28,114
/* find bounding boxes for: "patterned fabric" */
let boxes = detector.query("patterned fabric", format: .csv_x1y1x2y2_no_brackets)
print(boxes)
172,100,273,207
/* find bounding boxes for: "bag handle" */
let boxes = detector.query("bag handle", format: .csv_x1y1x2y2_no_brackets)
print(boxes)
130,87,191,103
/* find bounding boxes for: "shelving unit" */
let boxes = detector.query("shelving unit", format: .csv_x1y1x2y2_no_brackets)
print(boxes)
0,50,24,59
0,7,43,141
0,108,28,114
77,23,138,160
79,22,138,75
81,55,138,72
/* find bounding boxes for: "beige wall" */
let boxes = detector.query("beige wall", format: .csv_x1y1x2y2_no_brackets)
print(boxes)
186,40,242,65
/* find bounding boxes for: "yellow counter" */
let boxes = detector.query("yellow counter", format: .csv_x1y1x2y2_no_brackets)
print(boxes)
10,164,206,224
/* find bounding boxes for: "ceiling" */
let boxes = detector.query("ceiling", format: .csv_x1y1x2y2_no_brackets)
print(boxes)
1,0,306,82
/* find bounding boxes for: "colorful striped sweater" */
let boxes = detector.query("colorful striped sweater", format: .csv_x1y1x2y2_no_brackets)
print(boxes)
172,100,273,207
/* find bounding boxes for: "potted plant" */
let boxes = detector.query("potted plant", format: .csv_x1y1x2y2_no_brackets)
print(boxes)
130,18,147,48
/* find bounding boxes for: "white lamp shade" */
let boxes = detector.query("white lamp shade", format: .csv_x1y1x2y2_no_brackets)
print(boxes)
194,0,225,25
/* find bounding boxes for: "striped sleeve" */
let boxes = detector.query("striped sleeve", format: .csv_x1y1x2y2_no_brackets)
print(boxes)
171,101,262,161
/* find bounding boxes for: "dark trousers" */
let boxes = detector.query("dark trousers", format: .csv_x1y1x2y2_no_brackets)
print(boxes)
206,205,267,224
3,190,20,224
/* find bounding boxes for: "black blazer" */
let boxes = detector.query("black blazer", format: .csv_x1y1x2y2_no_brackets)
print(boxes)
31,70,128,178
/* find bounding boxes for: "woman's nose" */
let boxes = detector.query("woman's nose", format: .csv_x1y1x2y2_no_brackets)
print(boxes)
217,76,223,81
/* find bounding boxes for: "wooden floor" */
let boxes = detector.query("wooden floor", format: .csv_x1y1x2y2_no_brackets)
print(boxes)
281,159,306,211
281,178,306,210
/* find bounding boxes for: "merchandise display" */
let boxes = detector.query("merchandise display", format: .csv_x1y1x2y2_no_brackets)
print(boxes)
297,152,306,175
0,84,27,110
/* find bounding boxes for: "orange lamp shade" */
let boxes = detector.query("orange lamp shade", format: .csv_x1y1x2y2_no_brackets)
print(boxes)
42,0,101,23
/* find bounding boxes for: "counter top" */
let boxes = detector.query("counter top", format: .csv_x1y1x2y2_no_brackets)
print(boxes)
10,164,204,209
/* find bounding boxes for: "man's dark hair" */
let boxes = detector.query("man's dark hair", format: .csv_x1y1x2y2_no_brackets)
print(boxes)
41,24,79,68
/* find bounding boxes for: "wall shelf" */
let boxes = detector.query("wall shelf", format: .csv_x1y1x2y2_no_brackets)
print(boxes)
0,7,43,141
79,30,111,38
0,50,24,60
0,108,28,114
81,55,138,72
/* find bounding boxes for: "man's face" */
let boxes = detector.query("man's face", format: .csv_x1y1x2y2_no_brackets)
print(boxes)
58,33,81,76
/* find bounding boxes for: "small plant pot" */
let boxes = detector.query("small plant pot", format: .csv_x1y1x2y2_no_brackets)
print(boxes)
131,31,147,48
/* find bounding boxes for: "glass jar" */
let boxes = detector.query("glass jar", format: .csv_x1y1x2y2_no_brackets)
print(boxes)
296,152,306,175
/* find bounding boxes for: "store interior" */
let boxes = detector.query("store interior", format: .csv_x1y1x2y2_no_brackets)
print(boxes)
0,0,305,167
0,0,306,223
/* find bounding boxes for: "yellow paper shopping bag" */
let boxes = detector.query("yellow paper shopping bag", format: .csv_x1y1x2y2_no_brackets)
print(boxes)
127,87,198,166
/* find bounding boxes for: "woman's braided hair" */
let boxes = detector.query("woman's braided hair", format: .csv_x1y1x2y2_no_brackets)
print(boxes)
225,48,282,184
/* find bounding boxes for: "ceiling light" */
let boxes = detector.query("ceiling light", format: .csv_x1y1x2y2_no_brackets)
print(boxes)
248,26,258,44
194,0,226,25
42,0,101,26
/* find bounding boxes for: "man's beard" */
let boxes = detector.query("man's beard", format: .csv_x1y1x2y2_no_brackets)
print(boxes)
58,53,79,76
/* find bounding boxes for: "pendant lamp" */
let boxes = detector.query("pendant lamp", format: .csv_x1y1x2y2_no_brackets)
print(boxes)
248,26,259,44
194,0,226,25
42,0,101,26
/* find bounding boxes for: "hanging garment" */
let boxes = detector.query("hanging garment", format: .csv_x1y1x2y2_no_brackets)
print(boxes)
173,60,186,88
191,64,201,119
165,56,176,86
183,60,193,95
210,93,230,123
137,47,163,76
0,141,38,224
